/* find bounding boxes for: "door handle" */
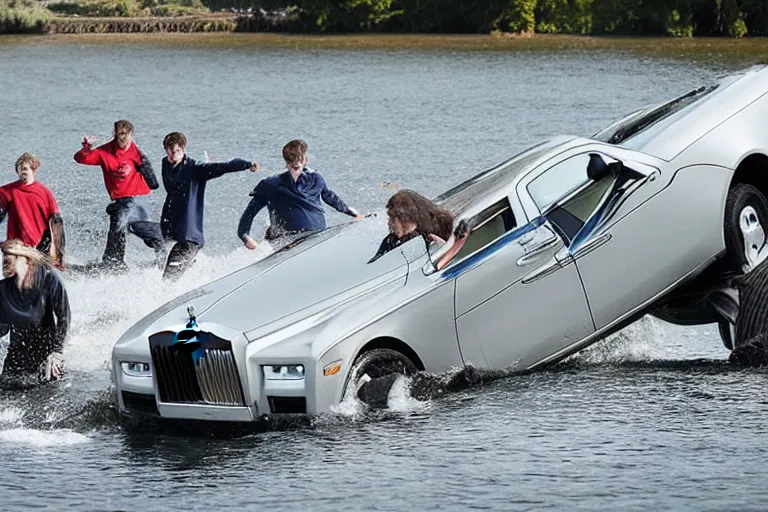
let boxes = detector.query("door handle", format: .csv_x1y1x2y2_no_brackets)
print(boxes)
517,235,559,266
522,257,563,284
571,233,612,259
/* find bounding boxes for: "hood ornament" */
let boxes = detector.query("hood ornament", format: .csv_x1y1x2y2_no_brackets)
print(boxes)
186,305,197,328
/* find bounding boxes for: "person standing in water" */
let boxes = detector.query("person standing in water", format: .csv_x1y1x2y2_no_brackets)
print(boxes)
159,131,259,280
237,139,364,248
0,240,70,386
0,152,66,268
73,119,164,269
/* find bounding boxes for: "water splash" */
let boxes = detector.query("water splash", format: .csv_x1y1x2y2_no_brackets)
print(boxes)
0,428,89,447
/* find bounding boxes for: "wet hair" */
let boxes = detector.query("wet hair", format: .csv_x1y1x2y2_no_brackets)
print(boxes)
0,239,47,266
15,152,40,174
114,119,134,134
163,132,187,150
386,189,454,241
282,139,308,166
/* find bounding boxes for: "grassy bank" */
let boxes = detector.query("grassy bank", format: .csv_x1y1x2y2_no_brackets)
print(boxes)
1,32,767,69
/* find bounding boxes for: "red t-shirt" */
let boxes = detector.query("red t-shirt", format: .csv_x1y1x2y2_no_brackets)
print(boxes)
0,181,59,247
74,141,150,200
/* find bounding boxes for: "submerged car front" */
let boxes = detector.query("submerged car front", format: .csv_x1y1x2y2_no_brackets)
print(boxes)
112,221,418,422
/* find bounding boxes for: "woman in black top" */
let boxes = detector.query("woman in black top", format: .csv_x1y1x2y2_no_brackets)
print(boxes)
0,240,70,385
369,189,454,263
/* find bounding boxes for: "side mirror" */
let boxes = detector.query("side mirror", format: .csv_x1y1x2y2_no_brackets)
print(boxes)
588,153,646,182
587,153,611,181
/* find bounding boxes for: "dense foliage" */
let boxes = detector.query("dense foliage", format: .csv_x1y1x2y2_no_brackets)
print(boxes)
45,0,208,18
208,0,768,36
0,0,50,33
3,0,768,35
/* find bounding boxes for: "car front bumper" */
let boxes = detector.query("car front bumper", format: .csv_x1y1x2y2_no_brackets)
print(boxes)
113,330,347,422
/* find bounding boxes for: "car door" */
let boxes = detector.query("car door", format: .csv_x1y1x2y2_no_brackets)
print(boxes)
448,196,594,371
558,157,722,332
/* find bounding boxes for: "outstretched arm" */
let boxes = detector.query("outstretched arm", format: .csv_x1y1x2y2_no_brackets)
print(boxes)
193,158,258,181
73,139,102,166
237,183,268,246
320,177,359,217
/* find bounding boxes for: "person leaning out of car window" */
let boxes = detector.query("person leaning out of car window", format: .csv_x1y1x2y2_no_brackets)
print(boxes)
368,189,454,263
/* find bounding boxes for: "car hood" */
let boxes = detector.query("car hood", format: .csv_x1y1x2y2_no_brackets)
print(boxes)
115,221,414,348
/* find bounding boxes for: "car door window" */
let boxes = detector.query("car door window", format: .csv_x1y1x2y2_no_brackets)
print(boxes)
527,154,593,212
547,176,615,243
438,199,517,268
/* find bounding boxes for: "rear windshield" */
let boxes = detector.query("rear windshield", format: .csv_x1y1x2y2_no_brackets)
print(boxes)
594,83,720,145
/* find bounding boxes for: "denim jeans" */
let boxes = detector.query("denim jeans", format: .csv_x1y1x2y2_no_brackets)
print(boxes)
103,197,164,265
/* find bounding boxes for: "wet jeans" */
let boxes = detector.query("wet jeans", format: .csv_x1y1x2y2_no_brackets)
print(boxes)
162,241,200,281
103,197,164,266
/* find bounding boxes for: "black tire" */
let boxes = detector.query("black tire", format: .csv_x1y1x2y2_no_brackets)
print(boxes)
723,183,768,275
344,348,418,408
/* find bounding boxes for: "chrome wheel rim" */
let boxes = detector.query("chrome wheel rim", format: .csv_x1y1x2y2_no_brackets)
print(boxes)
740,205,768,272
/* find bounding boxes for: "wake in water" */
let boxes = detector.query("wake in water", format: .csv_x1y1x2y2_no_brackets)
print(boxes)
0,244,274,442
0,241,734,443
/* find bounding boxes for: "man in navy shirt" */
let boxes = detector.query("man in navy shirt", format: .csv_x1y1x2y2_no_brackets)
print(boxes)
160,132,259,279
238,139,363,249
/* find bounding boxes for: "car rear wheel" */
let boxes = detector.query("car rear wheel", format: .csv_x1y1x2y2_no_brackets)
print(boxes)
718,184,768,351
345,348,418,408
723,184,768,275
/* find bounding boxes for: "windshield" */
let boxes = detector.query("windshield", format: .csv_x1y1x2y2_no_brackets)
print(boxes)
594,83,720,145
434,141,558,216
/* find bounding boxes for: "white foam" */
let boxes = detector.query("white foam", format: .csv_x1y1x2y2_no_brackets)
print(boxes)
0,428,89,447
565,315,718,365
0,407,26,425
61,246,273,374
386,374,429,413
328,393,367,419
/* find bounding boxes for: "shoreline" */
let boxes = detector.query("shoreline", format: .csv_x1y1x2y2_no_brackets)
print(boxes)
2,31,768,67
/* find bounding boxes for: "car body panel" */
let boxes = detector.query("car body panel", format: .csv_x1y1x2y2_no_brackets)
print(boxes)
112,65,768,422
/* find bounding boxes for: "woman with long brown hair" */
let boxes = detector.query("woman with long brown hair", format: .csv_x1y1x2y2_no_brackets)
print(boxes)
0,239,70,386
368,189,454,263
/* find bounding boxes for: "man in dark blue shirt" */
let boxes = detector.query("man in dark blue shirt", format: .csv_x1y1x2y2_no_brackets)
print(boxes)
238,139,362,249
161,132,258,279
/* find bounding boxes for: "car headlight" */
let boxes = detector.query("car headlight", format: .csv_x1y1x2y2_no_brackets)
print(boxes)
121,361,152,377
264,365,305,380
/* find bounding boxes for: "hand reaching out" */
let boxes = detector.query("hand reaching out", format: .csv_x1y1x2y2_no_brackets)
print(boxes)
243,235,258,250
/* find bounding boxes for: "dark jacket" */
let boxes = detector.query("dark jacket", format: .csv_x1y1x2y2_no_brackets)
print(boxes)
161,155,253,246
0,265,70,377
237,168,357,240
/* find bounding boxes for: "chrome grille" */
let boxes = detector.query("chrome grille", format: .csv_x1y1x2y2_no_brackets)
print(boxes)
151,344,246,406
195,349,245,405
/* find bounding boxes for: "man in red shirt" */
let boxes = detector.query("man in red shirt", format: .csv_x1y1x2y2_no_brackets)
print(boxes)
74,119,164,269
0,153,65,268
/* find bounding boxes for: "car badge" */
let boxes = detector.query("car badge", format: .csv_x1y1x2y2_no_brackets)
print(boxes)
186,305,197,329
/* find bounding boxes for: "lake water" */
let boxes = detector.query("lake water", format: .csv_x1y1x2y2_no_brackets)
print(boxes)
0,35,765,511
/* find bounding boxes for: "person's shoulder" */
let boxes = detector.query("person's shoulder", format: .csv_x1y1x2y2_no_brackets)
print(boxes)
95,141,114,153
45,265,67,286
34,182,56,196
263,173,286,185
304,167,325,183
249,173,281,196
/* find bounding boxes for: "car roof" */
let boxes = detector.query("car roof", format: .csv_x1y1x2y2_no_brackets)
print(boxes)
434,135,582,220
611,65,768,160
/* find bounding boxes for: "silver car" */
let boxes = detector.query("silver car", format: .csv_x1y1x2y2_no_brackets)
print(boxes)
113,65,768,422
